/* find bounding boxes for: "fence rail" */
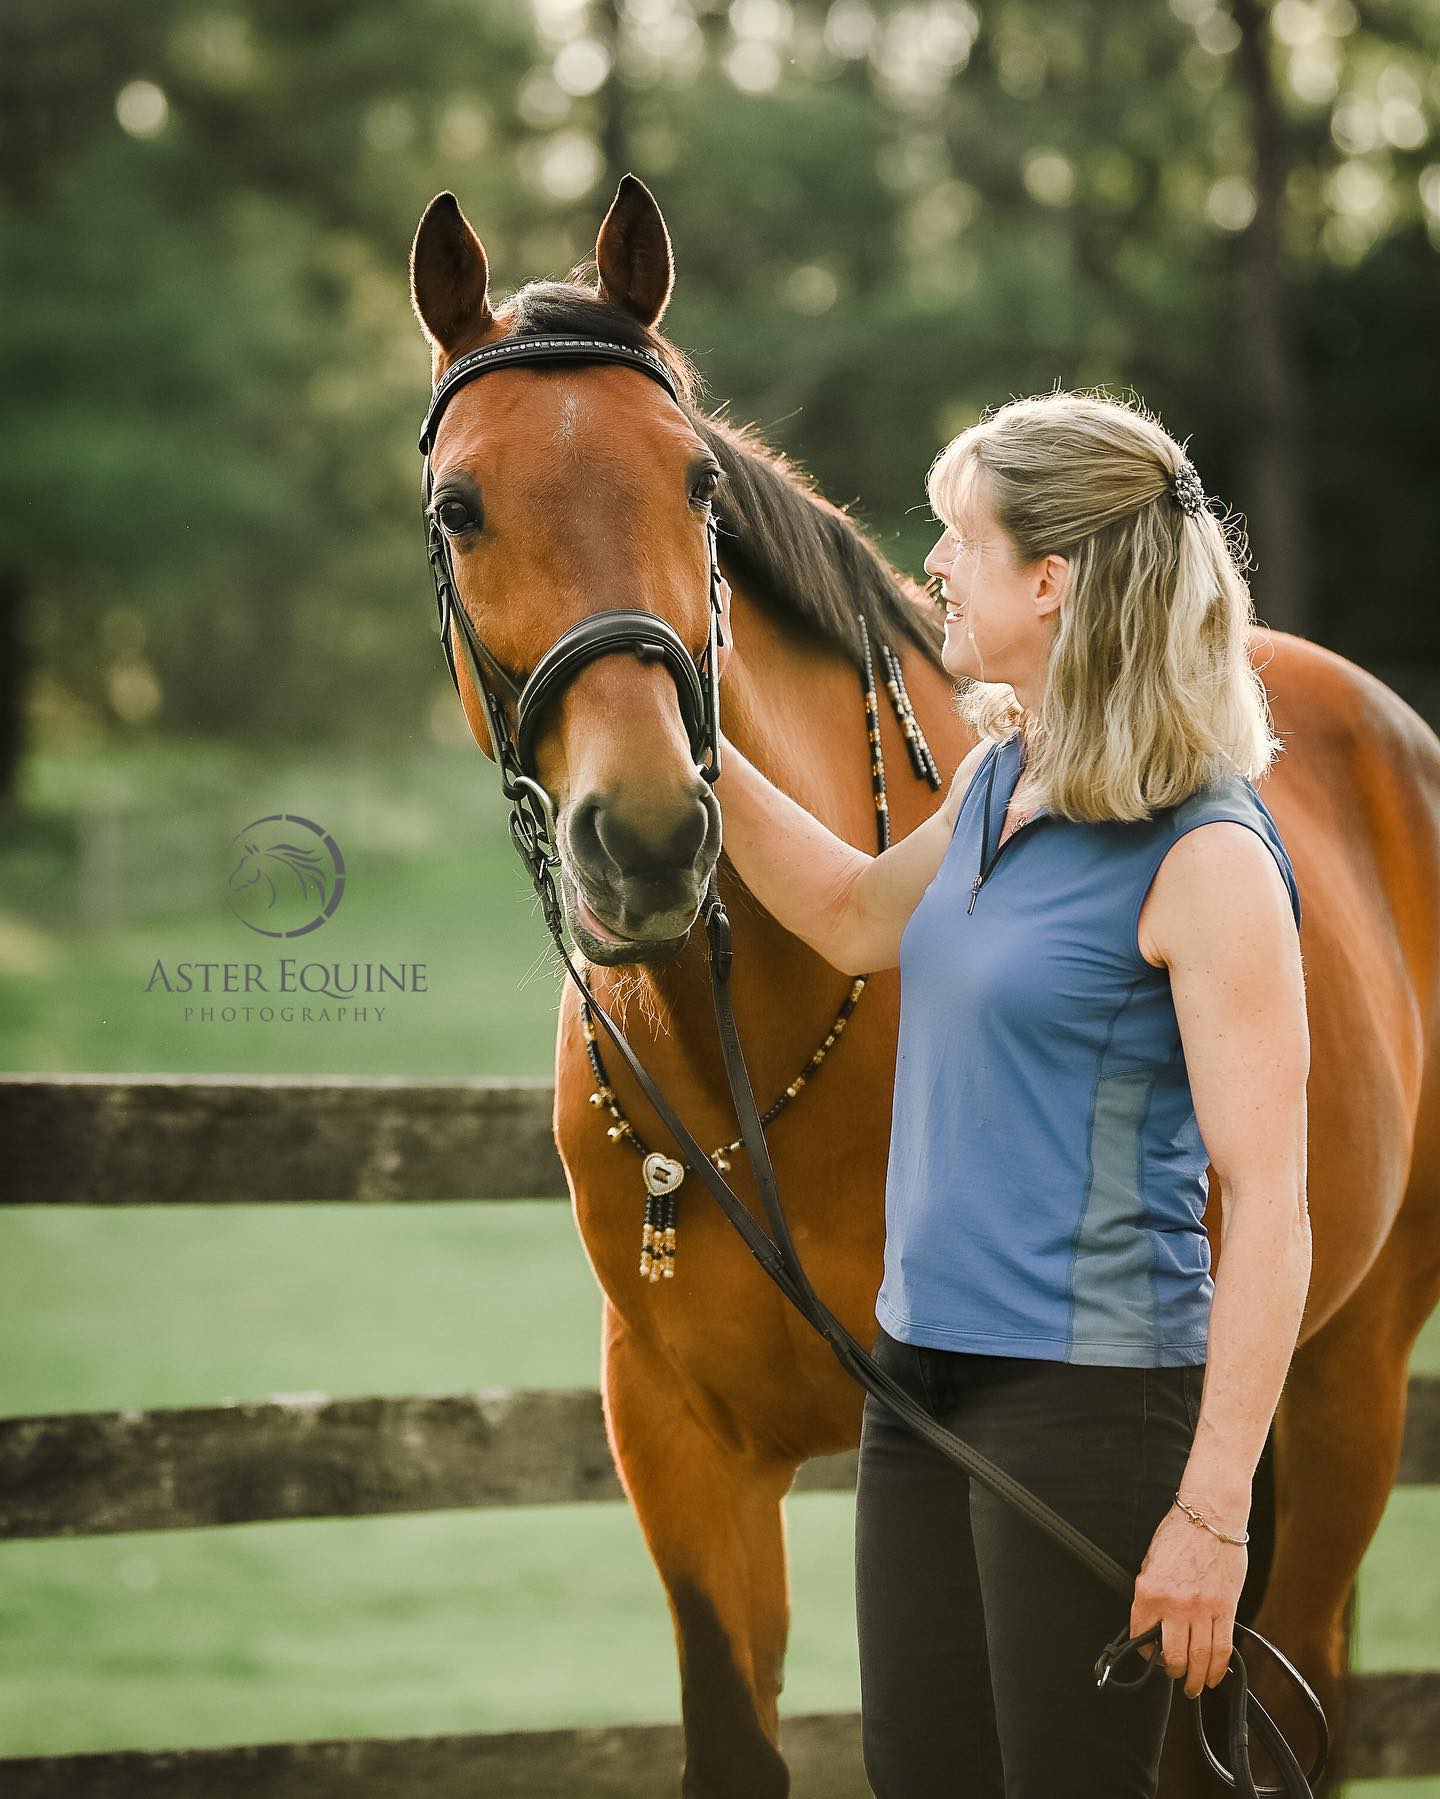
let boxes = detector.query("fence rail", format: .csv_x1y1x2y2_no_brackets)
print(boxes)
1,1074,1437,1792
0,1073,566,1204
0,1388,861,1538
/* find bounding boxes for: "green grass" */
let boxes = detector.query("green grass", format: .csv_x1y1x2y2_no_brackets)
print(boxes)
0,739,1436,1790
0,1203,603,1416
0,1497,866,1756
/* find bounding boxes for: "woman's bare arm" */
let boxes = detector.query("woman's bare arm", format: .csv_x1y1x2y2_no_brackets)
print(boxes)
1127,821,1312,1697
714,731,989,975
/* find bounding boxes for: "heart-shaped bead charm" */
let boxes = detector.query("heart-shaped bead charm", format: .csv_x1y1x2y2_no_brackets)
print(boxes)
642,1152,685,1197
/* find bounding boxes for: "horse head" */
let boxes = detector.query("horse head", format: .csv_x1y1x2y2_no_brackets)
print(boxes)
410,176,730,969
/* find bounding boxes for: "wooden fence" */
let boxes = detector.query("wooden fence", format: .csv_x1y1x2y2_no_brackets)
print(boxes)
0,1073,1436,1794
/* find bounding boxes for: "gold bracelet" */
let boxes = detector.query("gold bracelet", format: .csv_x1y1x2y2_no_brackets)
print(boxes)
1173,1491,1250,1545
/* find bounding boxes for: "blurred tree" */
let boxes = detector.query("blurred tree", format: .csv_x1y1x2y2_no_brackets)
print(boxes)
1233,0,1313,636
0,0,1435,758
0,572,22,807
596,0,632,189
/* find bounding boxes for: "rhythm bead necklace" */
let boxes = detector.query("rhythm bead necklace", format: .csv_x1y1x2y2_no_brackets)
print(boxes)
580,614,941,1281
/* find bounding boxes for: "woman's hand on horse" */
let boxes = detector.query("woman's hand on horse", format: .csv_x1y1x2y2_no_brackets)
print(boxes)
1129,1502,1248,1697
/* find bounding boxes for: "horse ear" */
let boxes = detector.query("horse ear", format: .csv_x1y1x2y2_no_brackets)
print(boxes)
595,174,674,328
410,192,493,353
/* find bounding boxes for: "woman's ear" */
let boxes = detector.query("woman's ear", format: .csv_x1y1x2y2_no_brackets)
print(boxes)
1036,552,1069,618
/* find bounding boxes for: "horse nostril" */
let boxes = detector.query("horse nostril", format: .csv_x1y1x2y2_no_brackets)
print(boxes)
566,795,603,865
577,793,713,877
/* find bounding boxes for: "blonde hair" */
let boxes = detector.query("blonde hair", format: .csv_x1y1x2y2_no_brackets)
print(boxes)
927,386,1284,824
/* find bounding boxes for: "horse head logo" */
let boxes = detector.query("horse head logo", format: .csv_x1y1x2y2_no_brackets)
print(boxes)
226,814,347,938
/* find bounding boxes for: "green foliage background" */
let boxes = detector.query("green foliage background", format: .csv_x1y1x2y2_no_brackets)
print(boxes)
2,0,1438,750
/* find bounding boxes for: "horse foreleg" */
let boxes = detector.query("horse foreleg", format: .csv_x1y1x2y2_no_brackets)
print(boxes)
603,1300,797,1799
1205,1190,1440,1792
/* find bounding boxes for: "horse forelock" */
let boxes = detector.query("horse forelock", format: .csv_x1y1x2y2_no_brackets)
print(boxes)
499,279,701,407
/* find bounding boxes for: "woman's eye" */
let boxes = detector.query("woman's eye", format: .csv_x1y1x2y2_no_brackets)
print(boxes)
436,497,475,535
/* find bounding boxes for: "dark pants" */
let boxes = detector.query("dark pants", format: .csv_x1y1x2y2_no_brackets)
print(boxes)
854,1323,1205,1799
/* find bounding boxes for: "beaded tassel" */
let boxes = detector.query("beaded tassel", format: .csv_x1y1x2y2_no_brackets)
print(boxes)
584,973,868,1283
878,639,942,789
640,1188,679,1281
858,619,891,852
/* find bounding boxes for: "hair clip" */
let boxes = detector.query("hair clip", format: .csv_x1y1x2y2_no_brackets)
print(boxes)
1171,460,1206,518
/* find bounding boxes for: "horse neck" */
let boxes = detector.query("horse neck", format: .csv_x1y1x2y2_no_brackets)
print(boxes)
722,578,880,836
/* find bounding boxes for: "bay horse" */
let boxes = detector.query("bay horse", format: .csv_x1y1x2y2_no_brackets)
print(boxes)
409,174,1440,1796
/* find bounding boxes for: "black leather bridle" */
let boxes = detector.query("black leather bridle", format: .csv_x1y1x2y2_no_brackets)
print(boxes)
418,332,1327,1797
420,334,723,936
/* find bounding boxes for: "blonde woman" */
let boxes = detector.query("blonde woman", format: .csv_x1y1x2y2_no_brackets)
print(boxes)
712,389,1312,1797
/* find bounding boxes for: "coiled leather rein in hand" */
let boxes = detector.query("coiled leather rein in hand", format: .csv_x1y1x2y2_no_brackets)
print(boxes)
1096,1616,1326,1795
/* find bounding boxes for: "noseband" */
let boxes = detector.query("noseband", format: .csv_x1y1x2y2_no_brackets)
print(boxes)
419,334,724,898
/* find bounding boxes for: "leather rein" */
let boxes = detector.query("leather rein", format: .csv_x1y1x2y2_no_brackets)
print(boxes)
418,331,1327,1797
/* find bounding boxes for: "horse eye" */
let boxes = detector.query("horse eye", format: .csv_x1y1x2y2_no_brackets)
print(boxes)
693,468,721,506
436,497,476,535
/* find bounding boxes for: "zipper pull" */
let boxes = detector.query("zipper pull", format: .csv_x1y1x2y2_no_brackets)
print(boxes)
968,874,982,915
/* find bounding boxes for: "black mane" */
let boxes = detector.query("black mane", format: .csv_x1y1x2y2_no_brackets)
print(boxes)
503,280,945,670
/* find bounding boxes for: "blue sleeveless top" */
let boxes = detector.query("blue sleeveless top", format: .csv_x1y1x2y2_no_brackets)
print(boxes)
875,731,1302,1367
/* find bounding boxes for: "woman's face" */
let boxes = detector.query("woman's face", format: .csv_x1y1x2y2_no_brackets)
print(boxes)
924,473,1067,702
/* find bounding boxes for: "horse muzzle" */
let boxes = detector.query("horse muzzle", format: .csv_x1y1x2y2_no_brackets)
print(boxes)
560,788,719,963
